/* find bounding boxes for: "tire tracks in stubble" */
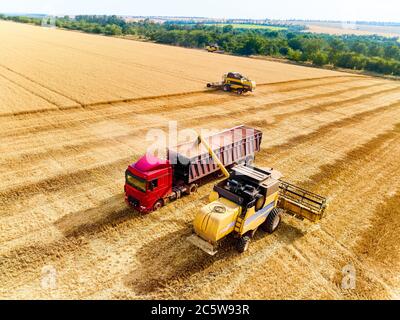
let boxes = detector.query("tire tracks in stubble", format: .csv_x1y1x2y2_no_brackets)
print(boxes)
281,125,400,299
225,122,400,299
1,81,398,212
124,90,400,298
0,74,360,118
116,111,400,299
1,83,400,207
1,75,398,298
258,101,400,158
262,75,362,92
2,106,399,299
0,73,62,110
1,84,397,201
0,63,83,107
0,75,363,135
0,78,393,165
181,82,399,127
158,123,400,299
5,99,396,298
0,78,380,174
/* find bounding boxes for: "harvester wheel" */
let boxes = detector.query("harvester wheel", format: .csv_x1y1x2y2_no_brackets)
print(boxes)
153,199,164,211
262,208,282,233
237,236,251,253
237,88,243,95
223,84,231,92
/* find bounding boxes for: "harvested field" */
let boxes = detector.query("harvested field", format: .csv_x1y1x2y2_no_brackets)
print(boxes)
291,21,400,38
306,24,400,37
1,20,400,300
0,20,343,114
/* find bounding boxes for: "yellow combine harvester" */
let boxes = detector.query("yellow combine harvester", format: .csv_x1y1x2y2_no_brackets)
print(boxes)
207,72,256,95
188,135,327,255
206,44,225,53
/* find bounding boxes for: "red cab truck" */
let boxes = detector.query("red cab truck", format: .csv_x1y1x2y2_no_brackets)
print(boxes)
124,125,262,213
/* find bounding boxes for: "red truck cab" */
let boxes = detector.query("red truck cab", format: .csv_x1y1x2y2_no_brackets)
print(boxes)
124,154,172,213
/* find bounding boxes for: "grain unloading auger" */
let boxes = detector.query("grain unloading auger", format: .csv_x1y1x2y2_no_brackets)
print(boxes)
188,135,328,255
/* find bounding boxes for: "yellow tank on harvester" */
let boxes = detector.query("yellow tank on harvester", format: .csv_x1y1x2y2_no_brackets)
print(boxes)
188,134,328,255
207,72,256,95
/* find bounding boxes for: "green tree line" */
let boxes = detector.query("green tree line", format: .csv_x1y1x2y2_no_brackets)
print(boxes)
0,14,42,25
1,14,400,76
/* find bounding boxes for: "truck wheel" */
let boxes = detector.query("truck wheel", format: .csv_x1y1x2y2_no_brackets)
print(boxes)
262,208,282,234
236,236,251,253
223,84,231,92
207,83,211,88
153,199,164,211
186,183,198,195
237,88,243,95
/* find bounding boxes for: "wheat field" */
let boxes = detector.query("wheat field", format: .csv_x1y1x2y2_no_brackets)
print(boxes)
0,20,399,300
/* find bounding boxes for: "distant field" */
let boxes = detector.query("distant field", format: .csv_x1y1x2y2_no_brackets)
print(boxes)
0,20,335,114
190,23,287,30
220,24,286,30
293,21,400,38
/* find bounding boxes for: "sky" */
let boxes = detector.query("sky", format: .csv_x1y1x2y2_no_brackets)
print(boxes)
0,0,399,22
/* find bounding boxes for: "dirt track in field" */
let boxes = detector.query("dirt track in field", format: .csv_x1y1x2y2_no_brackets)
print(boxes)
1,20,400,300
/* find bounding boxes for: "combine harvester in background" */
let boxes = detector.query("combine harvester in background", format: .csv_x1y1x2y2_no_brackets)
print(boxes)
205,43,225,54
188,132,328,255
207,72,256,95
124,126,262,213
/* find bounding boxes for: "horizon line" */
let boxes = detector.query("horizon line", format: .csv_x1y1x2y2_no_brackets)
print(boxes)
1,12,400,25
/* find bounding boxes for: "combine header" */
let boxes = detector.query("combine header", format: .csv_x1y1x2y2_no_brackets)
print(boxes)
278,181,327,222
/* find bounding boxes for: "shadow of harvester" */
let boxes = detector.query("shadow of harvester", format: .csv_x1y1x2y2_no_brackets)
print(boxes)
124,219,305,296
0,194,142,287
